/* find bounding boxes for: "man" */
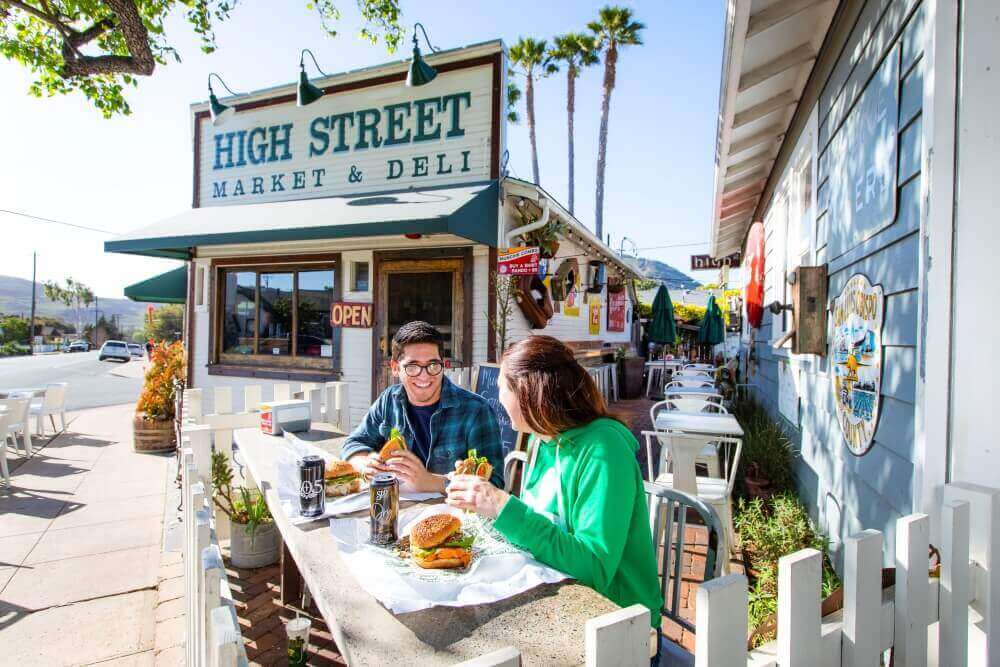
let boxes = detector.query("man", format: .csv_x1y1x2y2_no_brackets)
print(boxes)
342,321,504,492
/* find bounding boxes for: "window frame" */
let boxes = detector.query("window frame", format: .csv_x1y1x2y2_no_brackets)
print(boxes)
209,253,342,379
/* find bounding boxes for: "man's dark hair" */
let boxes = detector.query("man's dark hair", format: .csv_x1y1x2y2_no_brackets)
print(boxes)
391,321,444,361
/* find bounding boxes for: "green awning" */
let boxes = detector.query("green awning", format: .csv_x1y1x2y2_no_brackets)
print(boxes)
105,181,499,259
124,267,187,304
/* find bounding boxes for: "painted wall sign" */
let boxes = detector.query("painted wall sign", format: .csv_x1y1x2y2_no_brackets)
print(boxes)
690,252,742,271
831,274,885,455
197,65,494,206
607,290,626,332
497,246,541,275
588,294,602,336
330,301,373,328
827,45,899,257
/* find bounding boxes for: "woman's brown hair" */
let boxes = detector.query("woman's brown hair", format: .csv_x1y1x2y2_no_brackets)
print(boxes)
501,335,619,436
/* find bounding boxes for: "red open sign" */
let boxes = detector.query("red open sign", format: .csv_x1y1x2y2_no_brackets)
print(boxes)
330,302,373,328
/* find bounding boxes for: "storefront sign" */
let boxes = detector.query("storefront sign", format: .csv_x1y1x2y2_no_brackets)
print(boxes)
497,247,541,276
330,301,373,328
607,290,626,332
690,252,741,271
588,294,601,335
198,65,494,206
744,221,765,329
831,274,884,455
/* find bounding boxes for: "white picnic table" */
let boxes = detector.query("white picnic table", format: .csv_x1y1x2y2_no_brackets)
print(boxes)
232,427,619,666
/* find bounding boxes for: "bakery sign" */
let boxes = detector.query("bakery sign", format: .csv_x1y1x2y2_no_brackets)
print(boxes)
831,274,884,455
196,64,495,207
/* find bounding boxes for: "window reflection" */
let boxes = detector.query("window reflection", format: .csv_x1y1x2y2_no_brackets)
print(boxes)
223,271,256,354
259,272,293,356
297,271,335,358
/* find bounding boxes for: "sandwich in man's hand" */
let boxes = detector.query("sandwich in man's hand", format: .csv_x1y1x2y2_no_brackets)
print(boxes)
379,427,407,462
324,460,362,497
454,448,492,480
409,514,474,569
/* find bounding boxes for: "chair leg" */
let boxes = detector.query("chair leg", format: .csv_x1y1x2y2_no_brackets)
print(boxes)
60,412,67,430
22,430,32,457
0,439,8,487
50,414,57,433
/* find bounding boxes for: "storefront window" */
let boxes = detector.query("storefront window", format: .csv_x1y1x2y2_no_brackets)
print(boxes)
222,271,256,355
259,272,293,356
297,270,335,358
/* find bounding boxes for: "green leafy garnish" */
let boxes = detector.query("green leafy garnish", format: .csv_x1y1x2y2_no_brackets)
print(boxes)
443,534,475,549
391,427,402,440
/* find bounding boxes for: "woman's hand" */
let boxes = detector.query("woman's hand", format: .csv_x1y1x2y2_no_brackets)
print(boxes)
384,450,446,493
446,475,510,519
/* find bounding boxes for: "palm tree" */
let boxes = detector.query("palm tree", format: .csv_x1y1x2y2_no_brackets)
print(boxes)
509,37,555,185
549,33,598,215
589,6,644,239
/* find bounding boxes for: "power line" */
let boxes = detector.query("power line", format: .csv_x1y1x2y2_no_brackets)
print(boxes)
0,209,114,235
633,241,710,251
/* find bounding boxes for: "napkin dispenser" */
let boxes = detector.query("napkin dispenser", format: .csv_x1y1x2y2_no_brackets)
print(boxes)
260,399,311,435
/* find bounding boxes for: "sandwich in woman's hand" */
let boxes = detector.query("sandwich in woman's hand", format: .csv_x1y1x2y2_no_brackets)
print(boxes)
324,460,362,497
454,448,492,480
409,514,474,569
379,427,407,462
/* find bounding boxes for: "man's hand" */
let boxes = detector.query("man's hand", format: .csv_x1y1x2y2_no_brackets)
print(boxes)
384,450,446,493
446,474,510,519
348,451,390,481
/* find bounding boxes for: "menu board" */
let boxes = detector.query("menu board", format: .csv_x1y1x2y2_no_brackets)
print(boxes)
473,364,520,457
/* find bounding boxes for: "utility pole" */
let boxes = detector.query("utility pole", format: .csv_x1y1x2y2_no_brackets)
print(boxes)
29,252,37,354
94,296,99,347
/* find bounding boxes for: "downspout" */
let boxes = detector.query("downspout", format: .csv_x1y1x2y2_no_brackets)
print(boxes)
504,197,550,247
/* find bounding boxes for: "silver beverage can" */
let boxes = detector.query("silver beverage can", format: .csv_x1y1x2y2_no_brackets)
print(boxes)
299,455,325,518
369,473,399,545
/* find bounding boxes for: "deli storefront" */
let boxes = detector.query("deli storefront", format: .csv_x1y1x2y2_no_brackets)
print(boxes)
106,40,641,422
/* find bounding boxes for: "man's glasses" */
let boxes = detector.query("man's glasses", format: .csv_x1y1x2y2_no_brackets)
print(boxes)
401,361,444,377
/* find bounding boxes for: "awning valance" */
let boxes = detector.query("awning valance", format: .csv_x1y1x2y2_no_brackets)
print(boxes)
104,181,499,259
123,266,188,303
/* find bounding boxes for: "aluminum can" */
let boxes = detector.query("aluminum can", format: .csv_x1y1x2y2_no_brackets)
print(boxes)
369,473,399,545
299,455,325,518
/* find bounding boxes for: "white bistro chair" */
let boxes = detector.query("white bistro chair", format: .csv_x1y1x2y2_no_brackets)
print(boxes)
31,383,68,436
1,396,33,458
0,410,11,487
664,378,715,389
684,363,718,372
675,369,713,379
641,424,740,573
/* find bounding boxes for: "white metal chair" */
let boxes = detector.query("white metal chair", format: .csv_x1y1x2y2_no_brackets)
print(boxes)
675,369,713,379
0,410,11,487
664,389,724,404
31,383,68,436
503,449,529,496
684,363,717,372
665,378,715,389
641,427,740,573
1,397,33,458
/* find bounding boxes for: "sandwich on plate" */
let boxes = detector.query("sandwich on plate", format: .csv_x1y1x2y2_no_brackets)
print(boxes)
324,460,362,497
379,427,407,461
454,448,492,479
409,514,474,569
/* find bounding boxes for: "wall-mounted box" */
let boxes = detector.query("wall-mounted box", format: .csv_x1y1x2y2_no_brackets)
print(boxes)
791,265,828,355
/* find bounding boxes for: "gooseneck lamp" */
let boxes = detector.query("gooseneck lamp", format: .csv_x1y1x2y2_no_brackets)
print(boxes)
207,73,239,126
297,49,329,107
406,23,439,87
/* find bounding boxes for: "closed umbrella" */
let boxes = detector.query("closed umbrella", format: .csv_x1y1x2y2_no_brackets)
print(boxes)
698,294,726,347
647,285,677,397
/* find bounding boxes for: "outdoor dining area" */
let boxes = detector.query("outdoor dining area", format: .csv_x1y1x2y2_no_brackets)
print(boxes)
0,383,69,485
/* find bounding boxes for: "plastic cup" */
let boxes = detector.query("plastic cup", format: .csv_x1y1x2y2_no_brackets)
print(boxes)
286,617,311,666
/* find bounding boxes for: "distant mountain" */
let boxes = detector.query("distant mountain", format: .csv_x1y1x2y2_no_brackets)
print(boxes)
0,274,161,330
633,257,700,290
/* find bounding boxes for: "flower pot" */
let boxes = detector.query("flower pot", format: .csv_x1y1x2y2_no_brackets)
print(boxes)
743,464,773,501
229,519,279,569
132,413,175,453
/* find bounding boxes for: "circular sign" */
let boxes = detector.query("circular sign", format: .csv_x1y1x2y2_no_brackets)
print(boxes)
744,221,765,329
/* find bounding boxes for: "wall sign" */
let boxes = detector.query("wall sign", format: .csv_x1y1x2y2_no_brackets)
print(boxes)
330,301,373,328
497,247,541,276
198,65,494,206
744,221,765,329
778,359,800,426
690,252,742,271
607,290,626,332
831,274,884,455
588,294,601,335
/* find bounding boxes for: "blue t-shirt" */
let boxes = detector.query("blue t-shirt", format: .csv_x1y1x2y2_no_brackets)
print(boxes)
405,401,438,464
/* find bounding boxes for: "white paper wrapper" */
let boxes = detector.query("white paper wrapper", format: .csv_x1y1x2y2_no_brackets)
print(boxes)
274,438,439,524
329,505,569,613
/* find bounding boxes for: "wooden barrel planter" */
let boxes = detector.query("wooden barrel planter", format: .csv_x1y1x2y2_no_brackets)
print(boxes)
133,413,176,453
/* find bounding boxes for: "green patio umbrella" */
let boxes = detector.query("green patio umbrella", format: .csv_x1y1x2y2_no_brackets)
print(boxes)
698,294,726,346
648,285,677,345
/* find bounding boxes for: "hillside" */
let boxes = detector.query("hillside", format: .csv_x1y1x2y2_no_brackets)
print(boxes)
0,274,160,330
633,257,700,289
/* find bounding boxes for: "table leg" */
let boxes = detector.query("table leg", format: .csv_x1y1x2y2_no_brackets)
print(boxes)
280,540,303,608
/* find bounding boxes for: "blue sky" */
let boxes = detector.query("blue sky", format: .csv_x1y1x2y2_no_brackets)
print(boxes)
0,0,727,298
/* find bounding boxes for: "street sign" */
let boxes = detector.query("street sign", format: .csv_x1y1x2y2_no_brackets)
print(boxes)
498,246,541,276
690,252,742,271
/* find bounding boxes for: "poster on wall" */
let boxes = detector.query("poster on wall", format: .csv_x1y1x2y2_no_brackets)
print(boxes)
778,359,800,426
831,274,885,455
563,273,581,318
588,294,601,335
607,290,626,332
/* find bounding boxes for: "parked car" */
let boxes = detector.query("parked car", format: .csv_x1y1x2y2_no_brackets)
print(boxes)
98,340,131,362
127,343,144,357
64,340,89,353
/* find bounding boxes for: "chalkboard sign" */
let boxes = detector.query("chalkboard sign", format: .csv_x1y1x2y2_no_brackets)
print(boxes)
473,364,521,457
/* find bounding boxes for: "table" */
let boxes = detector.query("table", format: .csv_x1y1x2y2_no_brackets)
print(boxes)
234,428,619,666
662,385,719,397
653,411,744,438
0,388,44,399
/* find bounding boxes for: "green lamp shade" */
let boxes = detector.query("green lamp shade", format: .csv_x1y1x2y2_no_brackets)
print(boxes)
297,70,325,106
209,92,234,126
407,45,437,87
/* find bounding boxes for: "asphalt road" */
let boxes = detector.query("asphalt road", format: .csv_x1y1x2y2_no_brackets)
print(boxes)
0,350,145,411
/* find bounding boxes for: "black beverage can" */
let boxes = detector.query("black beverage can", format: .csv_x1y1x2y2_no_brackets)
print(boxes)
369,473,399,545
299,455,325,518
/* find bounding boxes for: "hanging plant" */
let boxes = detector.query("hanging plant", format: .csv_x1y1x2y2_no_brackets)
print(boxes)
520,218,567,258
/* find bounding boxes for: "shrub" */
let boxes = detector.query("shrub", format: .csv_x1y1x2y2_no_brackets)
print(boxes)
0,341,30,357
732,398,795,495
211,451,273,544
136,341,185,421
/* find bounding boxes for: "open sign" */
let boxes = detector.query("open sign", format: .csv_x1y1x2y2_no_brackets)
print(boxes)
330,302,373,328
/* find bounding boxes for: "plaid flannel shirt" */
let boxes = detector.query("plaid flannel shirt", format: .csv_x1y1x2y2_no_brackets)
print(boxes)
340,377,504,488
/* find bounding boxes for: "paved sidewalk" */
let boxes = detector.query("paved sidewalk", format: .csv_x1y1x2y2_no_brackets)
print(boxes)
0,403,173,666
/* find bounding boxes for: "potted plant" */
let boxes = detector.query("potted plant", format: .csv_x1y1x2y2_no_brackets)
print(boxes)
520,219,567,259
133,340,185,452
211,451,279,568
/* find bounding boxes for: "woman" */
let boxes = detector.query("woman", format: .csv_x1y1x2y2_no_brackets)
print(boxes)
446,336,663,634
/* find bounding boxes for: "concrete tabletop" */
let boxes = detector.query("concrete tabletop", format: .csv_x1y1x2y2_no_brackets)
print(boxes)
234,427,619,666
653,411,744,437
